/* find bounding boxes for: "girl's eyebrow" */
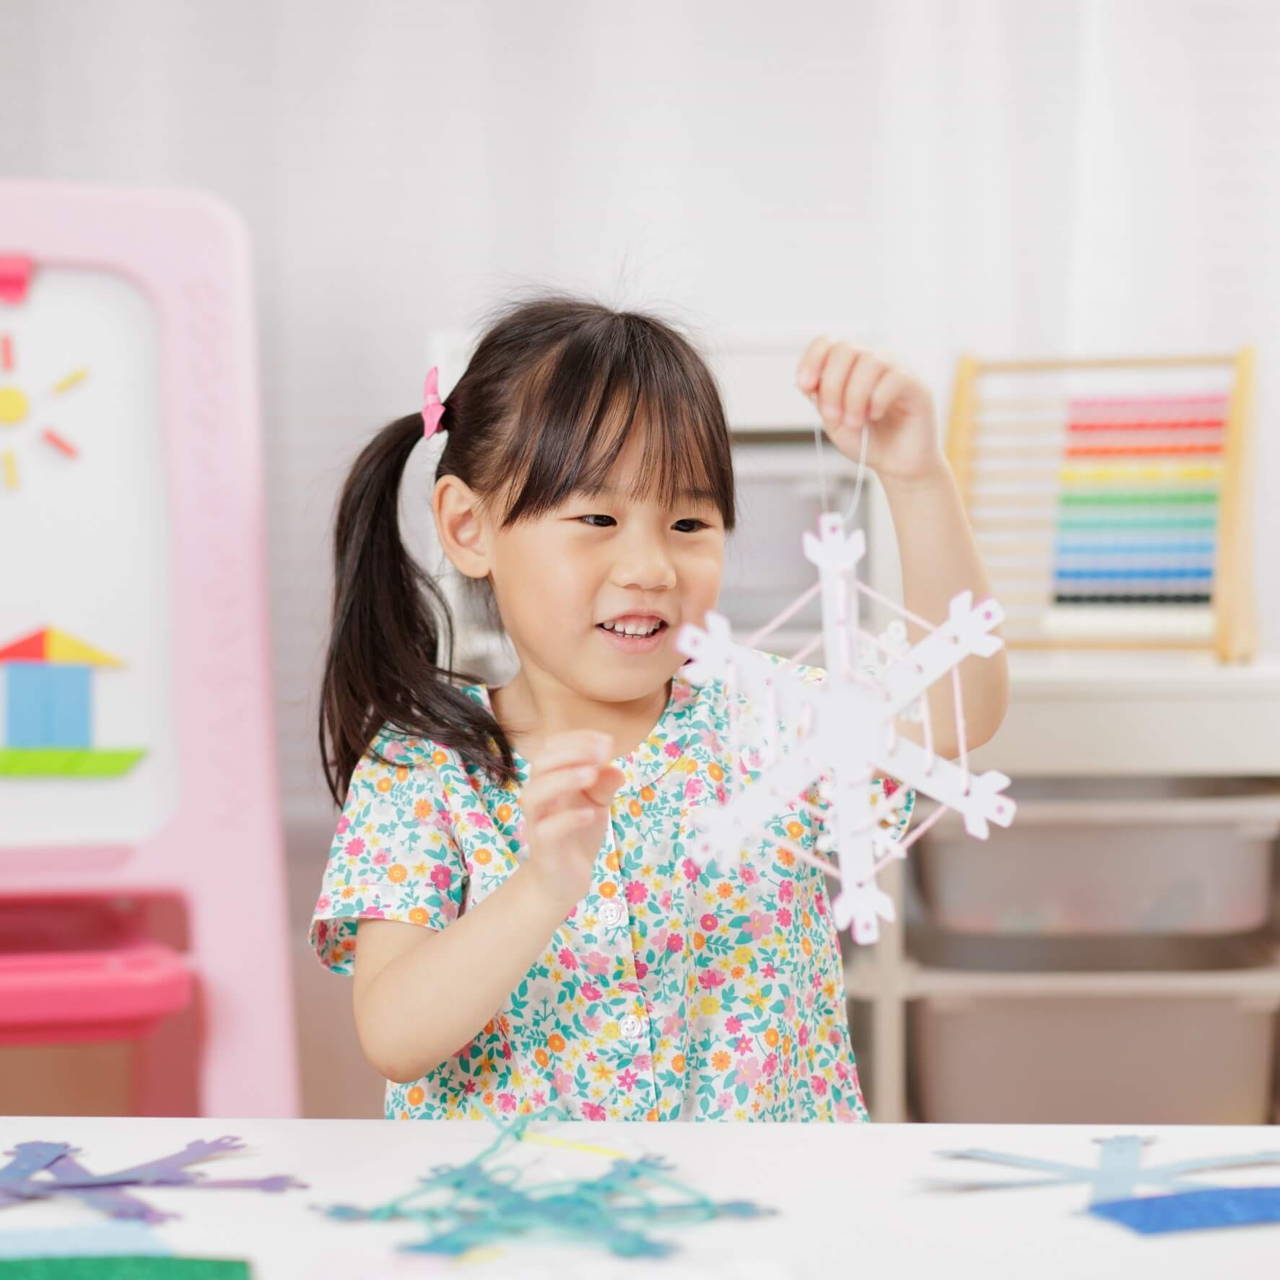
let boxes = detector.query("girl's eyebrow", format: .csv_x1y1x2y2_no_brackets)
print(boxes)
575,482,719,504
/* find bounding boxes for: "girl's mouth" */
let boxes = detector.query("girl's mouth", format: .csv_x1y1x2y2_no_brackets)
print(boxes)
596,620,668,653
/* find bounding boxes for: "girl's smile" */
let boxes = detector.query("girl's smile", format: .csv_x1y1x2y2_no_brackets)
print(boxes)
595,616,670,653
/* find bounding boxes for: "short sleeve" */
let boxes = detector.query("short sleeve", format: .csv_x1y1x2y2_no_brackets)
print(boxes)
790,656,915,841
309,731,468,977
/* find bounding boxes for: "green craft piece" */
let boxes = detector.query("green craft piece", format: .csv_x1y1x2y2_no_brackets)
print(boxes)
0,748,145,777
0,1260,250,1279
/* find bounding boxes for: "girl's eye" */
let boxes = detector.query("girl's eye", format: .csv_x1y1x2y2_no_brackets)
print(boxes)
576,515,709,532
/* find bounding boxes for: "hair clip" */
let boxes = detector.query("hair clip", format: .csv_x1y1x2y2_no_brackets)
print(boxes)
422,366,445,439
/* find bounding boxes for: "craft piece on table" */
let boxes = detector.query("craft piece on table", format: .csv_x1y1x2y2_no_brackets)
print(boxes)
0,1260,249,1279
318,1109,775,1260
1088,1185,1280,1234
931,1135,1280,1208
0,1137,305,1225
0,1223,170,1259
675,506,1016,947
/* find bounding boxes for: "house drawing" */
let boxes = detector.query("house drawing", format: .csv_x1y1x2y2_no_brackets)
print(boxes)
0,626,145,777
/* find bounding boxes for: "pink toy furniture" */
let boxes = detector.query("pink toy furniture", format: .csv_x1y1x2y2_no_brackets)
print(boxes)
0,180,298,1116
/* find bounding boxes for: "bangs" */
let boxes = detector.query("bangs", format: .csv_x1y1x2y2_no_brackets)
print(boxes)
491,316,736,531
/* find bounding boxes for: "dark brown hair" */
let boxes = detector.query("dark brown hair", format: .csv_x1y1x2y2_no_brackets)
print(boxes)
318,290,737,807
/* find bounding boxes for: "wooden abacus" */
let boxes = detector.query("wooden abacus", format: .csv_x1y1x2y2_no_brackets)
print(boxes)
945,349,1256,662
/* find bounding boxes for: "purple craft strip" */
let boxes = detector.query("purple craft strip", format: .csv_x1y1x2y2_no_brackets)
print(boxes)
40,1152,175,1224
0,1142,72,1185
1089,1186,1280,1234
52,1137,248,1187
173,1177,303,1193
0,1136,307,1225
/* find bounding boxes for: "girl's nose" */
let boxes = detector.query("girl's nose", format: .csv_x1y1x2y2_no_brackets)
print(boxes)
612,536,678,590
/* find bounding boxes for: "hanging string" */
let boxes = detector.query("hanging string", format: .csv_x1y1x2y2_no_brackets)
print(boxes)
841,418,872,525
812,416,830,516
811,409,872,525
747,580,821,648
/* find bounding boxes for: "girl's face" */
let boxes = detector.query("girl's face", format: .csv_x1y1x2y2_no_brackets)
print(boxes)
435,433,726,702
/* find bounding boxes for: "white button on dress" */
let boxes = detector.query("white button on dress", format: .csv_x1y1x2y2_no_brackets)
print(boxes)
620,1014,644,1040
599,900,625,927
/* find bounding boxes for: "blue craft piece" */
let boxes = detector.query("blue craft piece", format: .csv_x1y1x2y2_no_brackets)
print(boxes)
6,664,91,749
0,1137,306,1224
0,1223,171,1259
318,1109,775,1259
1089,1186,1280,1235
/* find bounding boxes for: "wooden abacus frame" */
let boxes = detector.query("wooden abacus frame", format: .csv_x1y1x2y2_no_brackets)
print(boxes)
945,349,1256,662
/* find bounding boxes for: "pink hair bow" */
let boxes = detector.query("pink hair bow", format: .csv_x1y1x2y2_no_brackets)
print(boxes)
421,366,445,439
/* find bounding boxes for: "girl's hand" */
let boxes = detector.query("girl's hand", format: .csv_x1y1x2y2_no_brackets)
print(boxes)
518,730,625,916
796,338,946,482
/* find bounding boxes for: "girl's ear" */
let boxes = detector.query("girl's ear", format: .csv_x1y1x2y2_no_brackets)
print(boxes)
433,474,492,580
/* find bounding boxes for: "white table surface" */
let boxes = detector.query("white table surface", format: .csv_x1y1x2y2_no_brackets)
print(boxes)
2,1116,1279,1279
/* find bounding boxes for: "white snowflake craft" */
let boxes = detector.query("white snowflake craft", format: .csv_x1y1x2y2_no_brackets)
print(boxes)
674,509,1017,947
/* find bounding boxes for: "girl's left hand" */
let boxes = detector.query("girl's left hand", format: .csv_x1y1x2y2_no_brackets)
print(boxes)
796,338,946,482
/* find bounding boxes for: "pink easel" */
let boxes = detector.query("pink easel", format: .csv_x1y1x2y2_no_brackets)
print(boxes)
0,180,298,1116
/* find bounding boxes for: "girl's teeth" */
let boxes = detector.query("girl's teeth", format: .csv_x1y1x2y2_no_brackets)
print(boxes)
604,621,661,636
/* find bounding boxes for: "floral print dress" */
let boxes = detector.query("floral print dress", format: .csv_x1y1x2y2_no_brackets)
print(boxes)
310,648,914,1123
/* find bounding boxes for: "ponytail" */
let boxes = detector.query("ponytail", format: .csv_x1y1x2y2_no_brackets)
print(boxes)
317,412,517,808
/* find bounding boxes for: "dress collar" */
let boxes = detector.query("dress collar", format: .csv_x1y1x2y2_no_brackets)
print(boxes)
466,665,701,794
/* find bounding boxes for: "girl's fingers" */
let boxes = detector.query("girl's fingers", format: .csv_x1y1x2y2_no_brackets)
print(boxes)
796,336,833,395
523,762,602,820
530,762,626,821
868,368,909,424
535,806,600,849
842,351,887,428
816,344,857,426
522,732,622,824
529,731,611,779
583,763,626,805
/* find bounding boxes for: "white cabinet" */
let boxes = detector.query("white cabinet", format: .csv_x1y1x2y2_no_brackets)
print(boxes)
848,656,1280,1122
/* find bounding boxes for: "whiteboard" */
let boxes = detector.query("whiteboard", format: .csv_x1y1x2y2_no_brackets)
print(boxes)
0,266,177,846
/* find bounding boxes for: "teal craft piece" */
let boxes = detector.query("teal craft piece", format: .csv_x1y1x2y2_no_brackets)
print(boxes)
319,1109,775,1258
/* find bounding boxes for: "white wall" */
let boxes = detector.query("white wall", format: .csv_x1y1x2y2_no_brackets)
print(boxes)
5,0,1277,819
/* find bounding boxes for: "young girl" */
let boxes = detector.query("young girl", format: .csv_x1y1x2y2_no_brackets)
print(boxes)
311,292,1007,1123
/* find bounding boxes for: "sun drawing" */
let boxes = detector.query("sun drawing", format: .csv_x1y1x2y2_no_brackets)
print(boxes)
0,332,86,491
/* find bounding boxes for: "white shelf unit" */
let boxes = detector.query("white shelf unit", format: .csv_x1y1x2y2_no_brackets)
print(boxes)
844,656,1280,1123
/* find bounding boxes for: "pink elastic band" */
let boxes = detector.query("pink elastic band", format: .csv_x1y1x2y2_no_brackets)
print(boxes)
422,366,445,438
